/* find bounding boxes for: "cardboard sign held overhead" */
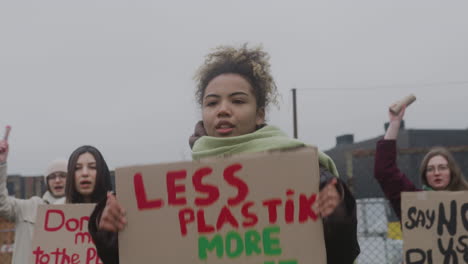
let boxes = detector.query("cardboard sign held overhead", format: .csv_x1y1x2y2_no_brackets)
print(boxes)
116,147,326,264
30,204,101,264
402,191,468,264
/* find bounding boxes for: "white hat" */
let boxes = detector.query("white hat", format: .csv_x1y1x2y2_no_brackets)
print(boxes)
44,159,68,181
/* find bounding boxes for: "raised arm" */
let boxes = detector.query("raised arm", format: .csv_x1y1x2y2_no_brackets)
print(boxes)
384,104,405,140
0,128,17,220
375,107,419,220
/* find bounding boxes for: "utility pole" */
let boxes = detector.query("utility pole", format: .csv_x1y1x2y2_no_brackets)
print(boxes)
292,88,298,139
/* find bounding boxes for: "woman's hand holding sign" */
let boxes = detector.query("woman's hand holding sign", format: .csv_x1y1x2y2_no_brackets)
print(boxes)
99,192,127,232
318,178,342,218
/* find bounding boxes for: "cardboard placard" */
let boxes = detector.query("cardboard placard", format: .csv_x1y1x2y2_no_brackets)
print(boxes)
402,191,468,264
116,147,325,264
30,204,101,264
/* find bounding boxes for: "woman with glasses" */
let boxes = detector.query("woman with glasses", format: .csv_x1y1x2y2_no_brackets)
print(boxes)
374,106,468,220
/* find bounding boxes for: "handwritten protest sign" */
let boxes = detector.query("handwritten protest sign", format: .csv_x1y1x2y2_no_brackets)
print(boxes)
30,204,102,264
116,147,325,264
402,191,468,264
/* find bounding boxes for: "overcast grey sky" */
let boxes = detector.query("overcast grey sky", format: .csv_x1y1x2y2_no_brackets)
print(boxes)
1,1,467,174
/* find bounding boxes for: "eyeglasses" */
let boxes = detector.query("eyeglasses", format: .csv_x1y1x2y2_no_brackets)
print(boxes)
47,173,67,181
426,164,449,174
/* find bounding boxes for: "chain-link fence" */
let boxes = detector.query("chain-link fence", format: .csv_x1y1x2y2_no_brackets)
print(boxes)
0,218,14,264
356,198,402,264
349,145,468,264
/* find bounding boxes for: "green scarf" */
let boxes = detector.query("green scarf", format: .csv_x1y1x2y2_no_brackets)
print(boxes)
192,125,339,177
422,185,433,191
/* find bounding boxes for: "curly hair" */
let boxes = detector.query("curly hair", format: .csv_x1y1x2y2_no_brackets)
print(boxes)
194,44,278,110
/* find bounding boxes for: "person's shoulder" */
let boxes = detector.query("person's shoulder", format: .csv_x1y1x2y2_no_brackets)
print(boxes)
12,195,43,203
13,195,45,214
26,196,46,205
42,191,65,204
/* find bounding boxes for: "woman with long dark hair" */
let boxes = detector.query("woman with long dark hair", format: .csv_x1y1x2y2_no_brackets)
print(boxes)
65,145,113,204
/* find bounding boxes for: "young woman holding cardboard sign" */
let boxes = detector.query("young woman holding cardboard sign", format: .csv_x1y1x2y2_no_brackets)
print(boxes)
188,44,359,264
374,104,468,220
90,44,360,264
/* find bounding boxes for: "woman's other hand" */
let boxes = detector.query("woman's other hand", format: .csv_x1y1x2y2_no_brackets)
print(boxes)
99,192,127,232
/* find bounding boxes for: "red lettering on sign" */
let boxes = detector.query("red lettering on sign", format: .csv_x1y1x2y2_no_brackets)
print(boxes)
285,189,295,223
178,208,195,236
197,209,215,233
134,173,163,210
33,246,46,264
32,247,81,264
241,201,258,227
193,167,219,206
263,199,282,224
299,193,318,222
71,253,80,264
216,206,239,230
44,209,90,233
44,209,65,232
51,248,71,263
224,164,249,206
167,170,187,205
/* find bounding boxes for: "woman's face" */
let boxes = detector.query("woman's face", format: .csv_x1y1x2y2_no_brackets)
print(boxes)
47,172,67,197
74,152,97,201
202,73,265,137
426,155,451,190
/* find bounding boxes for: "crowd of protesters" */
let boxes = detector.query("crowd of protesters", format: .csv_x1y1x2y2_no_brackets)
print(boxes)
1,44,467,264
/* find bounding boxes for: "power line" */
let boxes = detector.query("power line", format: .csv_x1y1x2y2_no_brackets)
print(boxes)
295,80,468,92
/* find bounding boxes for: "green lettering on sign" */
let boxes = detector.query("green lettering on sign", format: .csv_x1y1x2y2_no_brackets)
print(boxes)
226,231,244,258
198,226,284,260
264,260,298,264
198,234,223,260
245,229,262,256
263,226,282,256
279,260,298,264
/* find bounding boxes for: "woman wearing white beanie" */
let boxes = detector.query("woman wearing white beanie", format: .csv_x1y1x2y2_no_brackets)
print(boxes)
0,127,68,264
42,159,68,204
